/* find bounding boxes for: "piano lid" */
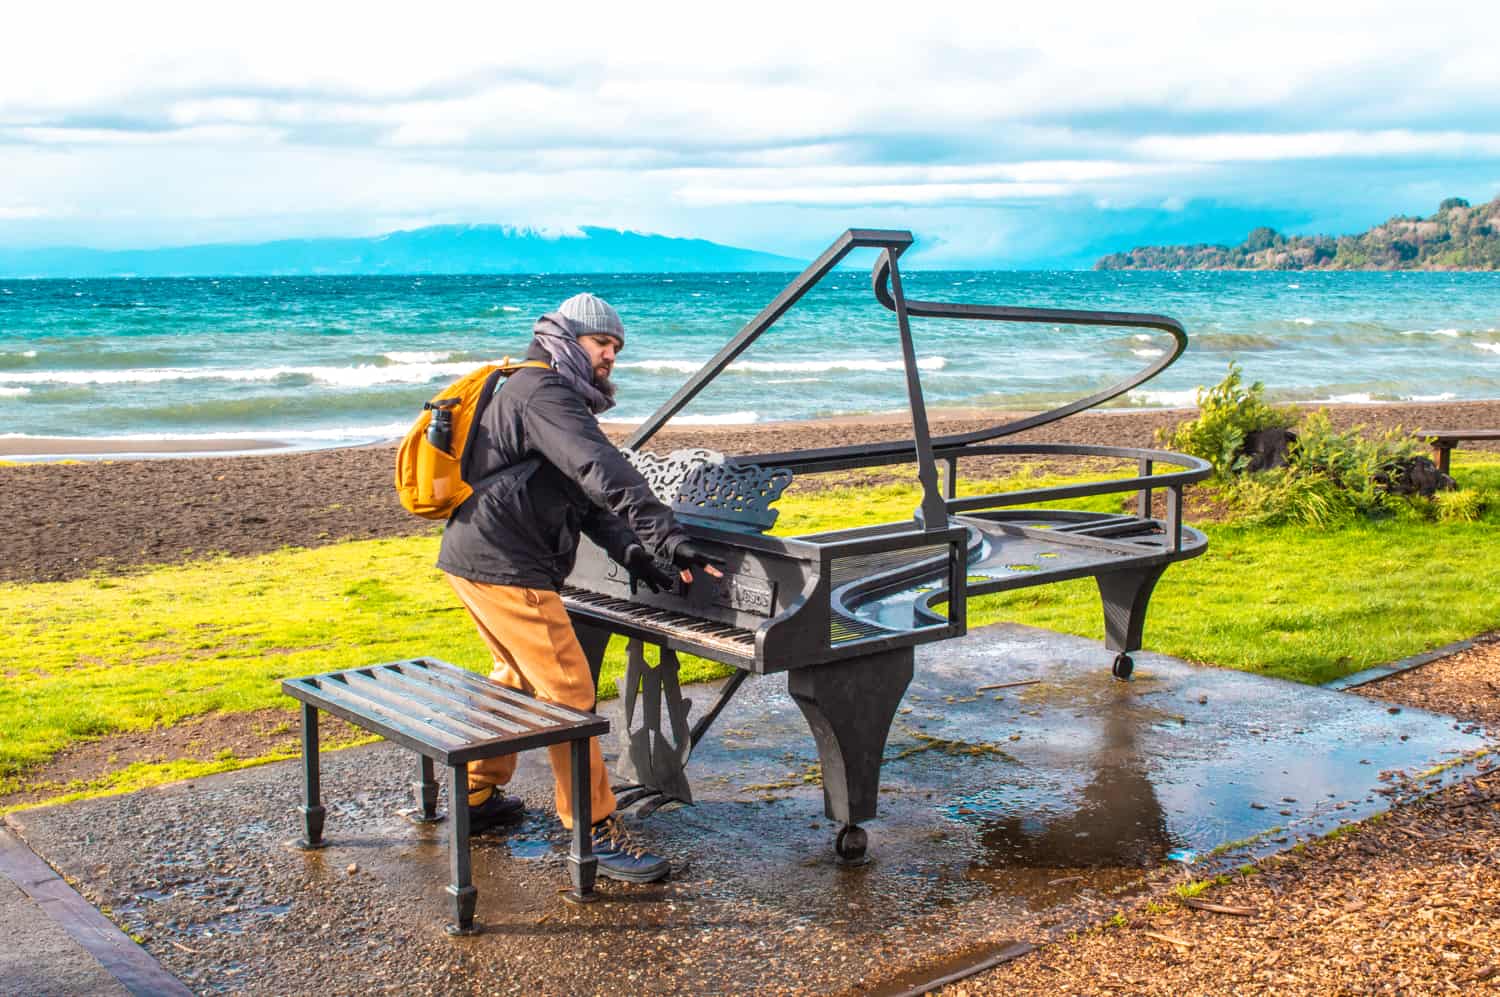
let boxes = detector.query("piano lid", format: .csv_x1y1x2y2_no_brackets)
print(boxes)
623,228,1191,530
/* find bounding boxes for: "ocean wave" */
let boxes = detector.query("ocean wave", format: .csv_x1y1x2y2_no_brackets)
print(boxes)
603,411,759,426
1194,333,1281,351
1131,348,1166,358
382,350,453,364
0,422,412,444
0,386,29,397
1409,392,1457,402
1401,328,1462,337
616,357,948,374
1125,389,1199,408
1292,318,1316,325
1474,343,1500,354
0,359,506,388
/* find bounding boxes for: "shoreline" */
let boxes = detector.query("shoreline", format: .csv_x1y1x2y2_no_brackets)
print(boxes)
0,436,291,459
6,398,1499,460
7,397,1500,585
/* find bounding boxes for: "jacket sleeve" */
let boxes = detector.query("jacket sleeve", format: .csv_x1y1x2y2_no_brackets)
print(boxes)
580,505,640,566
520,377,687,559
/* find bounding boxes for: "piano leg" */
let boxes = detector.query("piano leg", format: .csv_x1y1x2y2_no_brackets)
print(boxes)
1096,564,1167,681
787,647,914,862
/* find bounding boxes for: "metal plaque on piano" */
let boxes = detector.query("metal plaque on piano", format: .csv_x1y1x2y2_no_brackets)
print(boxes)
709,574,777,617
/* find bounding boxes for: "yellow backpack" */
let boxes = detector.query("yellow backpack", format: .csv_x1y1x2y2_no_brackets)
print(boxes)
394,359,550,519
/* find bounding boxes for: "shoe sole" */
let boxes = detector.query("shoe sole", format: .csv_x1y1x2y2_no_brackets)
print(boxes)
596,864,671,884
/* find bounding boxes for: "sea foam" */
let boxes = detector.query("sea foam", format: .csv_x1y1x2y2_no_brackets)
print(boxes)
616,357,948,375
382,350,453,364
1125,389,1199,408
0,359,502,388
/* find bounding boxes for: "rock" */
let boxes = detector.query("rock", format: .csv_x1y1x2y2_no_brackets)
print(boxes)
1373,455,1456,497
346,863,359,875
1241,427,1297,472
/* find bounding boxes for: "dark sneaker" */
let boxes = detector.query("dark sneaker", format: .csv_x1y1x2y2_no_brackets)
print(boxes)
467,787,525,834
590,814,670,883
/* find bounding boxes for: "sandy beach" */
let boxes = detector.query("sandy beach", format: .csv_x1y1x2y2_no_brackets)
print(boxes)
6,399,1500,586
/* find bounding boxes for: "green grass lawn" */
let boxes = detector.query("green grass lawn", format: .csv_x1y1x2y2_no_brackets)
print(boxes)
4,458,1499,808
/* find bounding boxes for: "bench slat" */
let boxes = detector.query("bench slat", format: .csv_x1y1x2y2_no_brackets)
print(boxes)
393,664,564,732
1416,429,1500,441
363,666,533,737
405,659,594,727
339,670,513,743
318,675,474,750
286,676,465,760
282,660,610,768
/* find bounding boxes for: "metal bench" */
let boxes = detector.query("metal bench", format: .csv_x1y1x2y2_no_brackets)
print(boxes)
280,657,610,934
1417,429,1500,475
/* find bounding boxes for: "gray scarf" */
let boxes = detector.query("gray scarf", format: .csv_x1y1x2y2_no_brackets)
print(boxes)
531,313,617,415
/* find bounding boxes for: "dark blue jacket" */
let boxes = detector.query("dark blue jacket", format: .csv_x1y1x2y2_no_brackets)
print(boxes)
436,350,685,589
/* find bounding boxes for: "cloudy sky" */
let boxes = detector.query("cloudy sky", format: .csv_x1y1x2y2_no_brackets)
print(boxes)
3,1,1499,266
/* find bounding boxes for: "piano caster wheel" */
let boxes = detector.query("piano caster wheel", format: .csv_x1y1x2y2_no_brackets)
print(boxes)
834,824,869,866
1112,653,1134,680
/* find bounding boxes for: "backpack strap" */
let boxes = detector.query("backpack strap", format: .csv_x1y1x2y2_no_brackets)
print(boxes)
456,360,552,485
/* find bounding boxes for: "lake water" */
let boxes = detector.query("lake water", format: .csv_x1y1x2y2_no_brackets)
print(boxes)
3,268,1498,449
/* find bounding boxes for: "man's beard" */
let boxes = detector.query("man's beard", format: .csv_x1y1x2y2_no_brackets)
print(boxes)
593,370,617,400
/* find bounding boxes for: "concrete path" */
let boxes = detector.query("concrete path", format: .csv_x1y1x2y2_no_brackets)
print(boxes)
0,825,187,996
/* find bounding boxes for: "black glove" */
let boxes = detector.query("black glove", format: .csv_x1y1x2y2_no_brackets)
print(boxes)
671,540,727,575
623,544,677,595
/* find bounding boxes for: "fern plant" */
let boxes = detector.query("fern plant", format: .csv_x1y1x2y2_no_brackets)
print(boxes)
1159,363,1299,478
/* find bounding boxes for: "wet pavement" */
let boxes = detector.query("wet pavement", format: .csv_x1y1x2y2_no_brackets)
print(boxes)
6,622,1493,995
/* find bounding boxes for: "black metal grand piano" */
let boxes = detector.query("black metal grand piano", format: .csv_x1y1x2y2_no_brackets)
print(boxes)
562,229,1210,862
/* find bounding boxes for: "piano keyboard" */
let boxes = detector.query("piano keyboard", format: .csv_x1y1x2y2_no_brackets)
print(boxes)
559,585,759,660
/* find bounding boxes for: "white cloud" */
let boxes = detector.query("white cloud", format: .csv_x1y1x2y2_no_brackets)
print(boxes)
677,182,1073,207
1133,131,1500,163
2,0,1500,257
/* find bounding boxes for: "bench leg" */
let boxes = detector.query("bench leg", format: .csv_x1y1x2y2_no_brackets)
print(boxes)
1434,443,1453,476
293,703,327,850
565,738,598,903
444,764,480,935
410,755,444,824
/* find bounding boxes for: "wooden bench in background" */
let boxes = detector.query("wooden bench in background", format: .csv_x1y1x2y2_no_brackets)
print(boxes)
1417,429,1500,475
281,657,609,934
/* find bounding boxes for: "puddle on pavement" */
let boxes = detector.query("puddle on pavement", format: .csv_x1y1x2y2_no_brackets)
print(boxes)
658,624,1495,923
505,837,554,860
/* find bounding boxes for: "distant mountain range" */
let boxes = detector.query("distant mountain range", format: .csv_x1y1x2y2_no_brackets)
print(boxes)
1096,196,1500,271
0,225,802,278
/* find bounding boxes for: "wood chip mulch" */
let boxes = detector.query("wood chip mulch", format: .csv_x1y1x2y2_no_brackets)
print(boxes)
951,643,1500,996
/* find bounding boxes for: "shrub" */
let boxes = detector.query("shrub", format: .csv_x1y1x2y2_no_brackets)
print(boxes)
1223,467,1351,528
1159,363,1299,478
1165,367,1474,528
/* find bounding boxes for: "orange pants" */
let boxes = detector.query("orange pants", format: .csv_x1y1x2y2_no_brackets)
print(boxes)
445,574,616,830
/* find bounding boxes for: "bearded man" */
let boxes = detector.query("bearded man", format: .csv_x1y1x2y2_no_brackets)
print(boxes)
437,292,721,882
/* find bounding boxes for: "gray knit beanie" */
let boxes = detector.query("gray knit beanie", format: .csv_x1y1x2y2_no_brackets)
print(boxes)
556,292,625,345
